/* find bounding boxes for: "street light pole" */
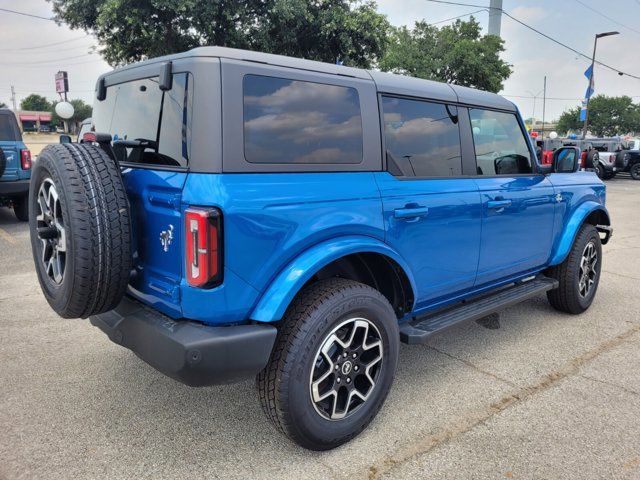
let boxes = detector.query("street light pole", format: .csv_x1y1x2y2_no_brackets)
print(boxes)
582,31,619,139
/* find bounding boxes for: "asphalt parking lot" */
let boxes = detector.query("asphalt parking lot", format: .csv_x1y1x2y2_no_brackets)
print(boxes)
1,177,639,480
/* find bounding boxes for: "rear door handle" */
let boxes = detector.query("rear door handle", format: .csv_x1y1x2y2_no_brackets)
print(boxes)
394,206,429,219
487,199,512,209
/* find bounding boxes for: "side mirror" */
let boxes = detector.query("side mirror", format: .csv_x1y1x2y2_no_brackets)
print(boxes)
59,134,72,144
553,146,580,173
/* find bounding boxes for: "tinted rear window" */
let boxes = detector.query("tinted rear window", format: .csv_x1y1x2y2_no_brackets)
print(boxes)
243,75,363,164
92,73,192,167
0,114,19,141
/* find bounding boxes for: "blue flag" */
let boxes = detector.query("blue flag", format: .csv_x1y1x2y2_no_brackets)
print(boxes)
580,65,595,121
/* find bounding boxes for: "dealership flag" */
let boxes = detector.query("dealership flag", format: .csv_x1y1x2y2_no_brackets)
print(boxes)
580,65,595,121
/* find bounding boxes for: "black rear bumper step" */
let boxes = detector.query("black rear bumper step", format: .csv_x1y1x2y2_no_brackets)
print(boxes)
90,296,277,387
400,276,558,345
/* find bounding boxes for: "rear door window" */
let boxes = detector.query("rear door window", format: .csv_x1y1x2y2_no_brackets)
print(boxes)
0,114,19,141
381,96,462,177
469,109,533,175
243,75,363,164
92,73,193,167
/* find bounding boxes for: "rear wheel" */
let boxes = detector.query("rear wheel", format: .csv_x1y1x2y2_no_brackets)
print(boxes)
546,224,602,314
631,163,640,180
257,278,399,450
29,144,132,318
12,194,29,221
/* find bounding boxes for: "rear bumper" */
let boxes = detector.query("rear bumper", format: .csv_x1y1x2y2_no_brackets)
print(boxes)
0,180,29,197
90,297,277,387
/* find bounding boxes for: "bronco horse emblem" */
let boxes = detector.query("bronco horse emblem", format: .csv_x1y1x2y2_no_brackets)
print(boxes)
159,225,174,252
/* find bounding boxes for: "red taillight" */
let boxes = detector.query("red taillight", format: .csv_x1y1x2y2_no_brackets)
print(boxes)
20,149,32,170
82,132,97,143
185,207,222,288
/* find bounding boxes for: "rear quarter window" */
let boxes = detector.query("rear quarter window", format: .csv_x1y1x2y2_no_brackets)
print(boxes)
243,75,363,164
0,114,20,141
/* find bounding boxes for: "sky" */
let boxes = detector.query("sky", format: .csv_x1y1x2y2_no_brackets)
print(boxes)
0,0,639,122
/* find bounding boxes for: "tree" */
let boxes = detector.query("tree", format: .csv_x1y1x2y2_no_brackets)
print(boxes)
51,99,93,132
20,94,51,111
0,101,7,109
48,0,390,68
556,106,582,135
556,96,640,137
379,17,511,93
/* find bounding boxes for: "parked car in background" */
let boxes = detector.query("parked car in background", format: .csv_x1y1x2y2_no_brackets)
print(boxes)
0,109,32,221
614,138,640,180
59,117,93,145
29,47,612,450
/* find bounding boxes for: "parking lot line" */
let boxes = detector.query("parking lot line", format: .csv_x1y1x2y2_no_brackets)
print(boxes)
0,226,16,245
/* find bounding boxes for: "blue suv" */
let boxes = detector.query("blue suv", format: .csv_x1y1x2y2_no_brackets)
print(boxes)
28,48,612,450
0,109,32,221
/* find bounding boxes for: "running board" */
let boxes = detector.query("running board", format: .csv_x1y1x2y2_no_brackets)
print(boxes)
400,276,559,345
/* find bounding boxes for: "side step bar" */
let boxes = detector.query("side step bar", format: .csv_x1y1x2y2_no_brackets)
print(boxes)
400,276,559,345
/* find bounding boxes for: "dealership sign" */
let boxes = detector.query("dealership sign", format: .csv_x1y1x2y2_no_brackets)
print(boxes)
55,71,69,94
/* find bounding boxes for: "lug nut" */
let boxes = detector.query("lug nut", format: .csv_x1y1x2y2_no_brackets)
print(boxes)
354,366,359,371
335,365,339,370
352,353,357,358
343,352,348,358
336,377,341,383
346,378,351,383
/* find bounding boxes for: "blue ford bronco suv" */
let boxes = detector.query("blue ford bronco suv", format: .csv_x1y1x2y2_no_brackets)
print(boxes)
0,109,32,221
29,47,612,450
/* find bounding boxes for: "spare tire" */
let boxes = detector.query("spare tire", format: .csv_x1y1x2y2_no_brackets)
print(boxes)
0,147,6,178
29,143,132,318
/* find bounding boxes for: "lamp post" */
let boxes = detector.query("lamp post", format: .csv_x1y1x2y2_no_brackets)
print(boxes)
582,31,619,139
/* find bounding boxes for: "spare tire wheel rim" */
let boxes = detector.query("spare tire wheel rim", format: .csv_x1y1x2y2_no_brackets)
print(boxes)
579,241,597,298
36,178,67,284
310,317,384,421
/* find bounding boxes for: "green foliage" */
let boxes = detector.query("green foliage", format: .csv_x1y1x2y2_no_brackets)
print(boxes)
20,94,52,112
48,0,390,68
51,99,93,128
556,106,582,135
379,17,511,93
556,96,640,137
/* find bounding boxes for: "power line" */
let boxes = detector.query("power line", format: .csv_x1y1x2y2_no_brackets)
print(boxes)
0,35,90,52
1,53,103,66
422,0,640,81
428,8,488,25
0,7,54,21
573,0,640,36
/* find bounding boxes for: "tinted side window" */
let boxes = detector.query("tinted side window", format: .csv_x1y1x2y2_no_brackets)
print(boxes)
243,75,363,164
381,96,462,177
469,109,532,175
92,74,192,167
0,114,19,141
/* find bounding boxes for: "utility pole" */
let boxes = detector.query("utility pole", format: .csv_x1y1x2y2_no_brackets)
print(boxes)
488,0,503,37
542,76,547,138
10,85,17,111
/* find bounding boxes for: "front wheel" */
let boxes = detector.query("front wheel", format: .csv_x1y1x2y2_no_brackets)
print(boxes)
546,224,602,314
257,278,399,450
631,164,640,180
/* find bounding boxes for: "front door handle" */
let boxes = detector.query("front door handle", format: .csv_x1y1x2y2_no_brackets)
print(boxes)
394,206,429,219
487,199,512,210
